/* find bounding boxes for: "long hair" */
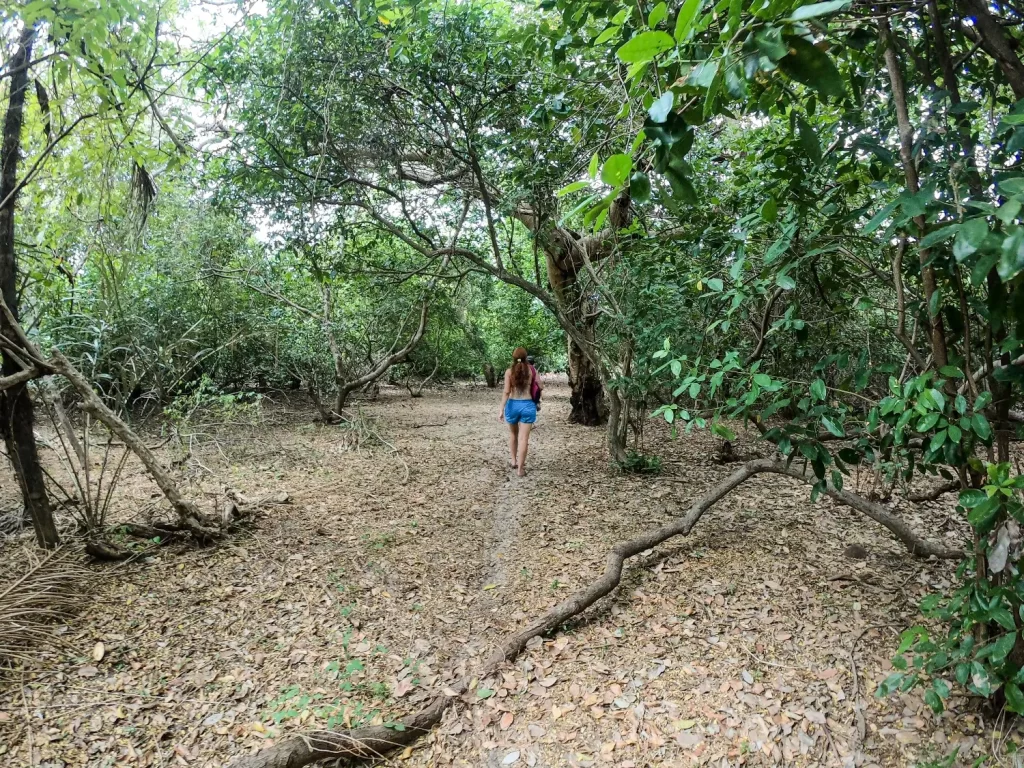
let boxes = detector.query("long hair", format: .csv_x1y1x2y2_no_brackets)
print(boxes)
510,346,531,392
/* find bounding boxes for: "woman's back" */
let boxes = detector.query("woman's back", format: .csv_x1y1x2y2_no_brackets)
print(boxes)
505,367,532,399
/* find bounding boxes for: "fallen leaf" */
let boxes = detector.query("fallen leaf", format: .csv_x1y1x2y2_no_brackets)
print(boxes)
78,665,99,678
92,642,105,662
503,751,520,765
500,712,514,730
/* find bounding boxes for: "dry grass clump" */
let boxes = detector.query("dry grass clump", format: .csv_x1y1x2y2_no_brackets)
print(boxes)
0,547,88,662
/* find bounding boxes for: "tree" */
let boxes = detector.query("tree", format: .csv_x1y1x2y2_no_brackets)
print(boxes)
203,0,643,429
0,24,57,547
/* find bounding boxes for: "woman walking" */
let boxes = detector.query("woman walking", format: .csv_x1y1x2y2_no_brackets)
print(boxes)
500,347,541,476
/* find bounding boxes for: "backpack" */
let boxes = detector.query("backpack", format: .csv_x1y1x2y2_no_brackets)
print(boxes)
529,365,541,403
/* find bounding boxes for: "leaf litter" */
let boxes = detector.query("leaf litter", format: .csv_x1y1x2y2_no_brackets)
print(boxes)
0,380,1002,766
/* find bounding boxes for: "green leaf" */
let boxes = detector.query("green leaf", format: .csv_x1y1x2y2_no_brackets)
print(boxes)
753,373,772,387
797,117,822,164
919,224,960,248
984,632,1016,665
760,196,778,223
595,25,621,45
776,274,796,290
864,200,899,234
917,413,940,432
953,218,988,262
972,413,993,440
616,31,677,63
968,497,1000,529
476,687,495,699
958,489,987,508
1007,682,1024,714
787,0,851,21
629,172,651,203
810,379,827,401
971,250,1000,287
999,176,1024,196
877,672,905,697
707,277,724,291
924,689,943,714
556,180,591,197
821,415,845,437
601,154,633,187
754,26,788,61
648,91,674,123
674,0,705,42
998,198,1022,225
588,153,600,179
778,35,845,98
648,1,668,27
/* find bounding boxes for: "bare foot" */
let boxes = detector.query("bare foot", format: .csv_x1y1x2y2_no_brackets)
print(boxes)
508,461,518,470
517,467,526,477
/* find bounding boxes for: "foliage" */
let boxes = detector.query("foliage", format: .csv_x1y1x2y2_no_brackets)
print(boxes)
616,450,662,475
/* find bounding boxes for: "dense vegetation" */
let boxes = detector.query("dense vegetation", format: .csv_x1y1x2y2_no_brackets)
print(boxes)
7,0,1024,758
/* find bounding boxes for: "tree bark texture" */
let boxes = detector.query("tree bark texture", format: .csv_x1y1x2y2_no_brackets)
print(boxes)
0,26,58,548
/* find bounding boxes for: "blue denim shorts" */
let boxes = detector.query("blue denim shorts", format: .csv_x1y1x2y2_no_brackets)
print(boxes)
504,398,537,424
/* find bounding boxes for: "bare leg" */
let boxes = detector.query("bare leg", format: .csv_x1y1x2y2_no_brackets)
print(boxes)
507,422,519,468
517,423,533,477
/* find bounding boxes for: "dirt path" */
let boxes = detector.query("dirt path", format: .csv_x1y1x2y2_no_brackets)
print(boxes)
0,380,990,767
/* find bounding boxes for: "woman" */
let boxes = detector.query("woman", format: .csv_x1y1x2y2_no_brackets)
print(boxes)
500,347,541,476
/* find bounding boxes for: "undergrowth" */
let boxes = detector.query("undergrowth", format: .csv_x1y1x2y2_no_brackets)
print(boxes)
617,451,662,475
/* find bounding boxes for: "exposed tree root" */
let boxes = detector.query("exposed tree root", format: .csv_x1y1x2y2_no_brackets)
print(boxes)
84,538,132,561
756,462,961,559
229,459,961,768
907,479,960,503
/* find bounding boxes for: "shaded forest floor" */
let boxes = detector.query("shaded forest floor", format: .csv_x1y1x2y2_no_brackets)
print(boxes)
0,379,1006,767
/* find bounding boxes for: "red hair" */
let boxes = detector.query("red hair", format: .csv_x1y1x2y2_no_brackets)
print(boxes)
511,346,530,392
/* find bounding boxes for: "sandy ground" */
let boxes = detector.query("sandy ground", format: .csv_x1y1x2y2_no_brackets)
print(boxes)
0,379,1006,767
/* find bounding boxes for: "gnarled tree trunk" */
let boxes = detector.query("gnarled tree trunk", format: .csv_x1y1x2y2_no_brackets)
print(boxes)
528,192,632,427
0,26,58,548
559,280,605,426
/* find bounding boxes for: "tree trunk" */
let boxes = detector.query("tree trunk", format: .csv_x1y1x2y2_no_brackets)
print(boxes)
605,385,629,464
881,19,950,371
0,26,58,549
548,250,606,426
483,362,496,388
566,333,605,425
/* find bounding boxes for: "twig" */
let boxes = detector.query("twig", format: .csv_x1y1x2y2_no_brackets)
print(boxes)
412,417,450,429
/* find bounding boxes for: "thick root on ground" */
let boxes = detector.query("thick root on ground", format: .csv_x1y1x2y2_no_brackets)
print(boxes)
229,459,961,768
